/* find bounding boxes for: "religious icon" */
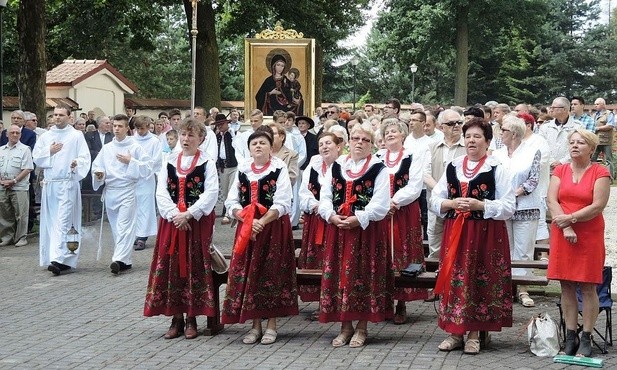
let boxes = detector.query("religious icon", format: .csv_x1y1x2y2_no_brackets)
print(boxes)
245,23,315,117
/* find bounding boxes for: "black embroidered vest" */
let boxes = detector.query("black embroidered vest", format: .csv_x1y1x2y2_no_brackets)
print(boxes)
216,131,238,169
166,162,207,207
331,161,385,213
307,167,321,200
237,168,282,209
392,155,412,193
444,163,496,220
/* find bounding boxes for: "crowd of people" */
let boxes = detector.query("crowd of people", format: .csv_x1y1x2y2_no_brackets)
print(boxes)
0,96,612,356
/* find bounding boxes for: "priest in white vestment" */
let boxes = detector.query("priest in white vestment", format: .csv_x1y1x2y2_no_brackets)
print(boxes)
92,114,152,274
133,116,163,250
33,106,91,275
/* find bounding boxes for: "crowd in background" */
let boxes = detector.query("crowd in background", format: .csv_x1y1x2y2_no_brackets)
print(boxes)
0,96,612,355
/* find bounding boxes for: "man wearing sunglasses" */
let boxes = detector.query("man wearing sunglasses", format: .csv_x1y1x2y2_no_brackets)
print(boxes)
424,110,466,259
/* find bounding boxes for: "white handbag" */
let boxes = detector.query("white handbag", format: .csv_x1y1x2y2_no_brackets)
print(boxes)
527,313,560,357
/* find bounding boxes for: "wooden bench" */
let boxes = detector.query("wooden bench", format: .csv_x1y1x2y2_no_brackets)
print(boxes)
204,265,549,336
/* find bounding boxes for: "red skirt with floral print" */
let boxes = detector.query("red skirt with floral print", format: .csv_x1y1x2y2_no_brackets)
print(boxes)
297,211,327,302
438,218,512,335
390,200,428,301
143,213,217,317
221,215,299,324
319,219,394,323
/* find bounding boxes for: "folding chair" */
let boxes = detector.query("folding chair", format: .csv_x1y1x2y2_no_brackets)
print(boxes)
557,266,613,354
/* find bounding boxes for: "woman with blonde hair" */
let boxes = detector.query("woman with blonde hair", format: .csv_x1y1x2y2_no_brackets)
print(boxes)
318,123,392,347
377,118,426,324
547,128,610,357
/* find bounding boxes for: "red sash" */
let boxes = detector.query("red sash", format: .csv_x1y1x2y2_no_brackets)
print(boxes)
169,178,189,278
232,181,267,255
434,182,470,303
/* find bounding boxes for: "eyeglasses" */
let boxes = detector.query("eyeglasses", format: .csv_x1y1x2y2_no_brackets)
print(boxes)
410,118,425,123
537,120,545,124
383,105,395,109
501,128,511,132
549,106,565,110
350,136,372,144
327,111,337,115
442,120,464,127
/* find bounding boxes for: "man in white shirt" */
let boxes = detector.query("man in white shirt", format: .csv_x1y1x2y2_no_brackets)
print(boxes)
0,124,34,247
34,106,91,275
403,110,432,239
233,109,264,162
133,116,162,250
92,114,152,274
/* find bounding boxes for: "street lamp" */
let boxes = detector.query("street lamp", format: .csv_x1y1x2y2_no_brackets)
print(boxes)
0,0,7,119
410,63,418,103
351,57,359,111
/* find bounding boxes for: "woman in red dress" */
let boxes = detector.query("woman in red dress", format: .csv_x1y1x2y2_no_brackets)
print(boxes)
318,124,392,348
429,118,515,354
547,128,611,357
222,129,298,345
297,132,343,310
143,118,219,340
376,118,427,324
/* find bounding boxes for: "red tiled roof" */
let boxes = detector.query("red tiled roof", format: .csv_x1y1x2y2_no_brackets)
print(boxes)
46,59,138,93
124,98,244,110
2,96,80,110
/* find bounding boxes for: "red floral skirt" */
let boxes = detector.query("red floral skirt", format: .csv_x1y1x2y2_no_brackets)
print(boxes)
438,218,512,335
319,219,394,323
297,212,327,302
390,201,428,301
143,214,217,317
221,215,299,324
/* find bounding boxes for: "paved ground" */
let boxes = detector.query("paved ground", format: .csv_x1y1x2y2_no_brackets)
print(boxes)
0,212,615,369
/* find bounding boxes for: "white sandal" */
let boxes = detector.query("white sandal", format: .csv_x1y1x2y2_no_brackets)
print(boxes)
261,328,277,345
519,292,535,307
242,328,262,344
438,335,463,351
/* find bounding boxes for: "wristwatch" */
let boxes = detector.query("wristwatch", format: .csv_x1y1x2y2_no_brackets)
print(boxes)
12,179,17,184
570,214,577,224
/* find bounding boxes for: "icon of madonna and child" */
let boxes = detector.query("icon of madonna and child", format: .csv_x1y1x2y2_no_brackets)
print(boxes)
255,48,304,115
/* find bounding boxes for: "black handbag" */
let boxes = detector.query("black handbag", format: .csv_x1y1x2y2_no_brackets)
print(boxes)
400,263,424,279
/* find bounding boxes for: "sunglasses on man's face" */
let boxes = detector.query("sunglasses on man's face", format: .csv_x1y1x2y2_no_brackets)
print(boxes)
442,120,464,127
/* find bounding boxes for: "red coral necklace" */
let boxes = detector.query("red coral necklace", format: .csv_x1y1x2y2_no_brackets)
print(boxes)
462,155,487,179
176,152,200,176
251,157,272,175
385,149,404,168
345,154,372,179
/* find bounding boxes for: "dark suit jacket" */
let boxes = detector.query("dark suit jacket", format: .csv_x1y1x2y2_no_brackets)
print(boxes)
301,132,318,171
0,127,36,150
84,131,113,160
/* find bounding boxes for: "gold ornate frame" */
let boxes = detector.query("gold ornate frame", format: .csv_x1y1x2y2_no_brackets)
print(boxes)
245,22,316,118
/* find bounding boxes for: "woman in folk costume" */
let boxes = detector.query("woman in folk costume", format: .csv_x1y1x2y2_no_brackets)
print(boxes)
429,118,515,355
143,118,219,340
376,118,427,325
318,123,392,348
297,132,344,315
222,128,298,345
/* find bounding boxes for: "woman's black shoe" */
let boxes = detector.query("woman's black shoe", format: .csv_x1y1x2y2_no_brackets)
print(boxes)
577,331,592,357
563,329,580,356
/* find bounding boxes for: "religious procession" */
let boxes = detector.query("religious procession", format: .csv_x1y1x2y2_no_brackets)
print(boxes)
1,1,617,368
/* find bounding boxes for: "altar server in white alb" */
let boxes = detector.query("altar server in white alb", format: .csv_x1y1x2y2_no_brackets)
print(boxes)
92,114,152,274
133,116,163,251
33,105,91,276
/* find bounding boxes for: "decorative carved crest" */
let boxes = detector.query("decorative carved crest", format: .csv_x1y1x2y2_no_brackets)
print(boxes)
256,21,304,39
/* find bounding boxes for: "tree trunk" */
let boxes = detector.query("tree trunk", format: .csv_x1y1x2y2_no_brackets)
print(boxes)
17,0,46,126
453,4,469,106
183,0,221,113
